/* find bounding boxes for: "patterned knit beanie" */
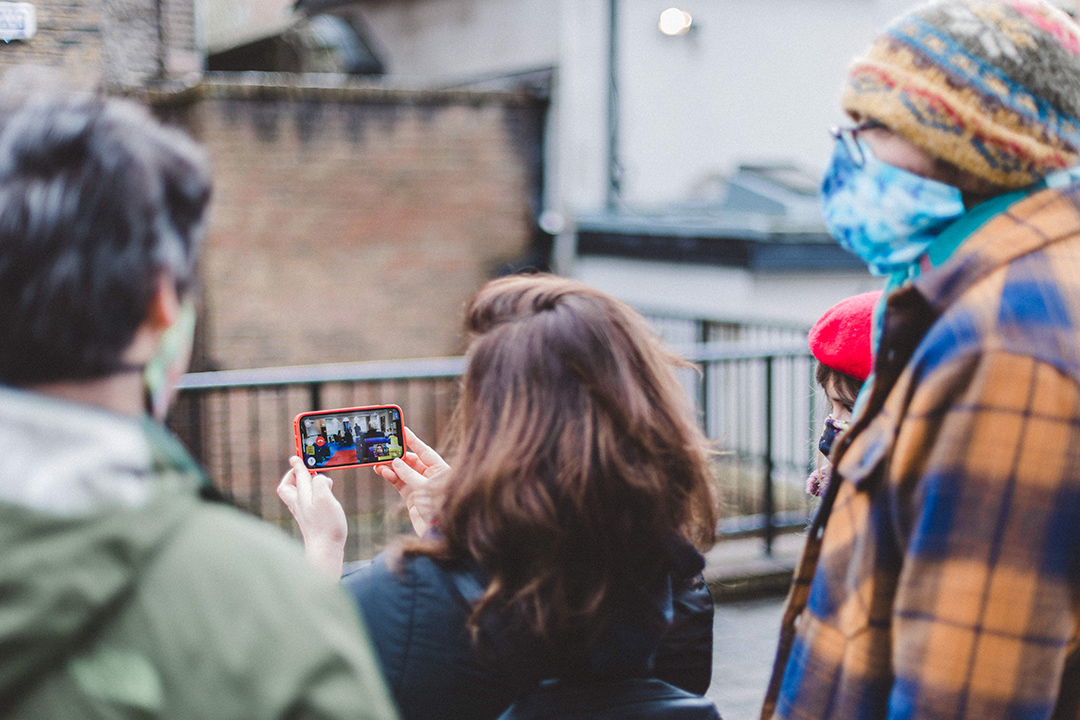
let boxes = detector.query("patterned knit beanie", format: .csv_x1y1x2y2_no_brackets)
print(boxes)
844,0,1080,188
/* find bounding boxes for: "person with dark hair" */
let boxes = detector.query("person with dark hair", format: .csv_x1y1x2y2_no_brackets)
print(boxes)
359,414,386,463
764,2,1080,719
279,274,720,720
804,291,881,497
0,94,396,719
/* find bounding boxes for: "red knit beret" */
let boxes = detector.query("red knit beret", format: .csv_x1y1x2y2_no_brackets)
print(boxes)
808,290,883,382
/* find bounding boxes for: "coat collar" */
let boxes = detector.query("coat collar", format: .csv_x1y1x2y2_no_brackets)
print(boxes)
912,183,1080,314
0,385,205,515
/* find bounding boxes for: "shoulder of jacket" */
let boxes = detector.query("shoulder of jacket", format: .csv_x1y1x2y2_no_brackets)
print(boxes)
347,551,477,602
102,504,397,719
138,502,354,614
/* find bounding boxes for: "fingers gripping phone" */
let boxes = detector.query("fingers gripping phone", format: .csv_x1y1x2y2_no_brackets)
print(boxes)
294,405,405,471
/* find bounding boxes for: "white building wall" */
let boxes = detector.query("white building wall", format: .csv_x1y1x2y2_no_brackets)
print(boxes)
352,0,922,215
549,1,916,313
574,256,881,328
551,0,612,214
356,0,559,79
347,0,920,319
607,0,917,208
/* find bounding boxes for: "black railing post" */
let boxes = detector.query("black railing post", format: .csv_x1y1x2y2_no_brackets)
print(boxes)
764,355,775,556
220,390,233,496
187,391,205,466
276,386,291,528
248,388,261,515
309,382,322,411
698,320,710,437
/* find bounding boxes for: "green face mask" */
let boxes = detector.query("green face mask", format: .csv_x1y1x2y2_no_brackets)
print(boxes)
144,301,196,421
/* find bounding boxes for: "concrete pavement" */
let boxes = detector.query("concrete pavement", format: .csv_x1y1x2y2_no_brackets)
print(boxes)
707,595,786,720
702,531,807,720
703,531,805,601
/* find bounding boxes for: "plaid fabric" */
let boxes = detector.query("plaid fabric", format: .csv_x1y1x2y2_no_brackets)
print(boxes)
762,180,1080,720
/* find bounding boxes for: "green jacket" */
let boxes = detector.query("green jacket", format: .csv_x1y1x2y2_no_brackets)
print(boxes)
0,386,398,719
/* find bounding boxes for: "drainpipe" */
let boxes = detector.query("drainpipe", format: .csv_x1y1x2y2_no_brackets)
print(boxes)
156,0,167,79
607,0,620,210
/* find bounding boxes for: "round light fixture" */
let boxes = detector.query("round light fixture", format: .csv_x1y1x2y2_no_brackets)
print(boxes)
658,8,693,36
538,210,566,235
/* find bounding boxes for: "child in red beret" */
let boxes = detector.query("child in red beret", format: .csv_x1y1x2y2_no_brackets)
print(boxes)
805,290,882,496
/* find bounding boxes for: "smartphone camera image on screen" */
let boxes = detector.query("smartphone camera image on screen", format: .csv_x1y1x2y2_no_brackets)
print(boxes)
293,405,405,471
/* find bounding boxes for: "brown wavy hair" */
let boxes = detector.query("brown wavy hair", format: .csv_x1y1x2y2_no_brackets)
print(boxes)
406,274,717,657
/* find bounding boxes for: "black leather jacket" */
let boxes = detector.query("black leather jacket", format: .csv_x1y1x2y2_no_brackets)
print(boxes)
342,543,713,720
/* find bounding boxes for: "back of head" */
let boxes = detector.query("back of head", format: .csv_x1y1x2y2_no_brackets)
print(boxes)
0,93,211,386
845,0,1080,188
429,274,717,656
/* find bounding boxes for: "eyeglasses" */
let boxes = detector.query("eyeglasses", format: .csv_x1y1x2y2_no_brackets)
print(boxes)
829,120,886,168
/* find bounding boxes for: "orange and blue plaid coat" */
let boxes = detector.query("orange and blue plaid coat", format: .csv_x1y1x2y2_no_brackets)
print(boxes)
763,181,1080,720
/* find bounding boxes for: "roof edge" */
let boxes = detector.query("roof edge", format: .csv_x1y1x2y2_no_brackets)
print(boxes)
135,73,550,107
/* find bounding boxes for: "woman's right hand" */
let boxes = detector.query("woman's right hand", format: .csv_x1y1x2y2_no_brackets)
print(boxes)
278,455,347,581
375,427,449,537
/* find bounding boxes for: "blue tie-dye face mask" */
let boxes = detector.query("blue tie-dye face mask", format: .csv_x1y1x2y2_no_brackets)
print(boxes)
820,135,966,276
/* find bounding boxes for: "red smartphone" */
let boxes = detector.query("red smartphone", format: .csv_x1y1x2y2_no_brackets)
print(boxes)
293,404,405,471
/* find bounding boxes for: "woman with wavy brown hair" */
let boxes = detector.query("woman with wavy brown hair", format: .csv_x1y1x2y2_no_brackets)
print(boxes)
279,274,719,720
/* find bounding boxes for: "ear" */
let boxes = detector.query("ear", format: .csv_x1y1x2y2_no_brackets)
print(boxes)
144,275,181,331
122,276,182,366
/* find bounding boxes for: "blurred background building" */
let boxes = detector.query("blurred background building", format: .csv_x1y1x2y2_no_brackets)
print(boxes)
9,0,1079,558
4,0,1076,367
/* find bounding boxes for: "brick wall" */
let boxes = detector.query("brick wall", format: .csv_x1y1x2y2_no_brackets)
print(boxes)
153,77,546,370
0,0,197,89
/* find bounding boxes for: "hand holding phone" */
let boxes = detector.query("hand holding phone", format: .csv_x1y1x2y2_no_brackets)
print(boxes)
277,456,346,580
374,427,450,537
294,405,405,472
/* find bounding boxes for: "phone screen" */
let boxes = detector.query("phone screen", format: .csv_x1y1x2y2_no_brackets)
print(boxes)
295,405,404,471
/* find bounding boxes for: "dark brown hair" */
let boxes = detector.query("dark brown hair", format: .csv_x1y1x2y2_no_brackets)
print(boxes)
0,94,210,385
407,274,717,657
815,361,861,410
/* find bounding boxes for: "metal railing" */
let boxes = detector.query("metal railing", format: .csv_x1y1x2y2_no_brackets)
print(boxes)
681,343,819,553
169,344,820,561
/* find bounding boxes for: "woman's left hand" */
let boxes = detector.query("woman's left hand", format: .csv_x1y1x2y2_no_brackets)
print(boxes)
278,455,347,581
374,428,449,537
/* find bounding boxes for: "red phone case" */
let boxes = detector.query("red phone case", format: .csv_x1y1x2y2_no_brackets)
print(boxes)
293,404,405,472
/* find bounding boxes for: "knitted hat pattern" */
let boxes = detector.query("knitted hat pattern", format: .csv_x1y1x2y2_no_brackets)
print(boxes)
843,0,1080,188
808,291,883,382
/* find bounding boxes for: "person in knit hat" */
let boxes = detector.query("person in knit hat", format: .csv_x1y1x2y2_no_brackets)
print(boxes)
764,2,1080,719
822,0,1080,342
805,291,881,497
